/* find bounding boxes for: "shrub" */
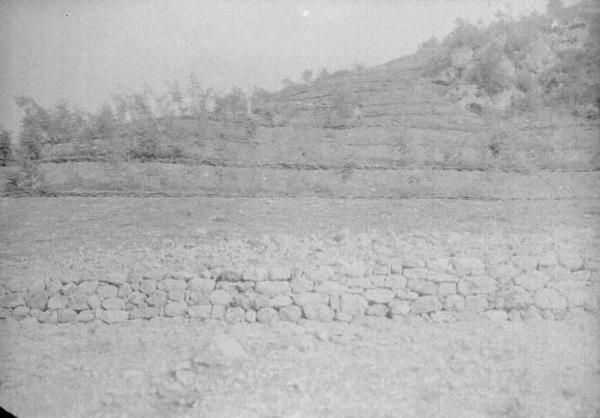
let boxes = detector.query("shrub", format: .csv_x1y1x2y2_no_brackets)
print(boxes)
0,129,11,166
4,159,45,194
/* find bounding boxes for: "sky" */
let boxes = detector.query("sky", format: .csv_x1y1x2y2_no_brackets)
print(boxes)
0,0,550,132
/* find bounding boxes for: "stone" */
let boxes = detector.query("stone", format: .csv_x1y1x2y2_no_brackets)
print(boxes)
389,259,403,274
45,280,63,297
366,304,388,317
303,304,334,322
1,293,25,308
315,281,348,296
513,255,538,271
165,301,188,317
101,273,127,286
130,306,160,320
337,261,369,277
186,290,210,306
487,263,520,279
256,307,278,323
187,278,215,293
558,251,583,271
522,307,543,321
384,275,406,289
395,290,419,300
245,310,257,323
62,283,78,296
163,278,187,294
243,267,269,282
464,295,488,312
77,281,98,296
457,276,496,295
87,295,101,309
255,281,290,297
571,271,591,282
485,310,508,321
67,293,90,311
497,286,532,310
147,291,168,307
270,295,293,308
439,283,457,296
76,310,95,322
411,296,442,314
210,290,232,306
545,266,571,281
407,278,437,295
514,271,549,291
430,311,455,323
427,258,451,273
534,288,567,311
225,307,245,323
102,297,125,311
444,295,465,311
508,310,522,321
168,289,185,302
139,279,157,295
584,258,600,271
268,266,292,281
58,309,77,323
389,300,411,316
426,271,458,283
293,292,329,307
211,304,226,319
402,268,428,280
364,288,395,304
346,277,373,288
47,294,68,310
372,264,390,276
13,306,30,319
99,309,129,323
402,258,426,269
538,253,558,268
279,305,302,322
195,333,247,366
118,284,133,299
188,305,212,319
454,257,486,274
97,285,118,299
217,269,242,282
291,277,314,293
336,312,353,322
340,294,368,316
26,291,48,310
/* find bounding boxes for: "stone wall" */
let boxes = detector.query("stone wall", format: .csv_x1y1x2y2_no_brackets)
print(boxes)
1,245,598,324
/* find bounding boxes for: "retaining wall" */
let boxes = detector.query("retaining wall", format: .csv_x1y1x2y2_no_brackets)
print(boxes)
1,247,598,324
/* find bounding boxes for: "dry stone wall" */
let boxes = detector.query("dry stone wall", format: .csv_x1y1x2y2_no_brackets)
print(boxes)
1,242,598,324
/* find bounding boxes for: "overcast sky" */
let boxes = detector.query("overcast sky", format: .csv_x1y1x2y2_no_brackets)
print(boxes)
1,0,549,131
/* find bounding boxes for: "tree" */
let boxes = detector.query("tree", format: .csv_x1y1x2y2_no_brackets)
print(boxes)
301,69,313,84
16,96,50,159
0,128,11,166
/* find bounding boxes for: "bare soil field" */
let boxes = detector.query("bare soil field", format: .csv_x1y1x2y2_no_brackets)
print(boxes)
1,196,599,417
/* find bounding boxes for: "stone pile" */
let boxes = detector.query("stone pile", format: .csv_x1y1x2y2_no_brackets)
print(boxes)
1,248,598,324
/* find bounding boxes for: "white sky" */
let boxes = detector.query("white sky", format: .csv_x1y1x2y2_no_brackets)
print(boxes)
0,0,549,131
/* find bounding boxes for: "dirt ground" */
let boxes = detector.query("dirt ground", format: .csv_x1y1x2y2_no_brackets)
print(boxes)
1,197,600,417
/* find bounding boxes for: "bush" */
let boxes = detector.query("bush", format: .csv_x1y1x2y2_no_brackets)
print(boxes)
4,159,45,194
0,129,11,166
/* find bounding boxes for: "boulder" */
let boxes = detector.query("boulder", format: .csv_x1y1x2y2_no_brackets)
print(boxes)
340,294,367,317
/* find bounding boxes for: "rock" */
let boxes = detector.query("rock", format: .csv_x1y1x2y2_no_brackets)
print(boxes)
384,275,406,289
168,289,185,302
194,333,247,366
187,278,215,293
188,305,212,319
558,251,583,271
58,309,77,323
67,293,90,311
87,294,101,309
337,261,369,277
76,310,95,322
457,276,496,295
407,279,437,295
439,283,457,296
538,253,558,268
118,284,133,299
497,286,532,310
394,289,419,300
102,297,125,311
513,255,538,271
364,288,395,304
372,264,390,276
245,309,257,322
444,295,465,311
426,271,458,283
279,305,302,322
508,310,522,321
45,280,63,297
242,267,269,282
340,294,368,316
389,259,403,274
256,307,278,323
571,271,591,282
163,278,187,294
584,258,600,271
485,310,508,321
39,310,58,324
147,290,168,307
291,277,314,293
315,281,348,296
211,304,225,319
366,304,388,317
402,258,426,269
78,281,98,296
268,266,292,281
210,290,231,306
1,293,25,308
13,306,30,319
534,288,567,311
217,269,242,282
47,294,68,310
101,273,127,286
389,300,411,316
225,307,245,323
403,268,428,280
346,277,373,288
522,307,543,321
131,306,161,320
303,304,334,322
464,295,488,312
293,292,329,307
430,311,455,323
62,283,78,296
165,301,188,317
454,257,486,274
427,258,451,273
487,263,520,279
411,296,442,314
26,291,48,310
270,295,293,308
255,281,290,298
139,279,157,295
544,266,571,281
96,285,118,299
514,271,549,291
